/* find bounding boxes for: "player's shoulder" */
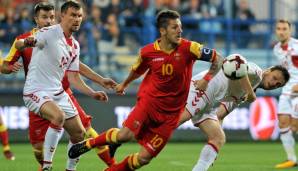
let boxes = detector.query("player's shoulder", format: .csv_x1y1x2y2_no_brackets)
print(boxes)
248,62,262,76
139,42,156,55
16,30,34,40
37,24,59,35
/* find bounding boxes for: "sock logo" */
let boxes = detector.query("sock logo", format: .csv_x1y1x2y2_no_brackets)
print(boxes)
50,147,55,153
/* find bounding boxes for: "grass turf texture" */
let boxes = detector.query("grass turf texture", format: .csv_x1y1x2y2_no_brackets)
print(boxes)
0,142,297,171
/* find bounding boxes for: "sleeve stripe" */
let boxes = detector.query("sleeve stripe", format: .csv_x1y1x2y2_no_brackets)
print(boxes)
211,49,216,62
4,40,19,62
131,54,142,71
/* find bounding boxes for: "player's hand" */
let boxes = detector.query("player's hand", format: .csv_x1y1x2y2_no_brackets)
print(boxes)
114,83,126,95
92,91,108,102
194,79,208,91
24,37,37,47
292,84,298,93
9,62,22,72
100,78,118,90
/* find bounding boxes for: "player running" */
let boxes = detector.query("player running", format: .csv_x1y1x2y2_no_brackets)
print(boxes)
68,9,226,171
273,19,298,169
10,1,112,171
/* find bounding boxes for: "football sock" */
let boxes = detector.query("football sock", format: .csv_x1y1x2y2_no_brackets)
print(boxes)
192,143,218,171
66,141,80,171
87,128,120,148
43,124,63,169
0,124,10,151
280,127,297,162
109,153,141,171
33,147,43,165
86,127,115,166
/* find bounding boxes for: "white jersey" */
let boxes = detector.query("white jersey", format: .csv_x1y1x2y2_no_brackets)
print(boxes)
273,37,298,94
24,24,80,94
190,62,262,112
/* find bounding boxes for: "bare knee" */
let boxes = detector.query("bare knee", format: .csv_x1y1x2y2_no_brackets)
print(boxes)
138,151,153,166
70,128,86,143
208,133,226,149
50,111,65,126
117,127,134,142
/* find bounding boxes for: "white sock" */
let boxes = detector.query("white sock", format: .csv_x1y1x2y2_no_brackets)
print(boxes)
43,125,63,168
192,144,218,171
66,141,80,171
280,128,297,162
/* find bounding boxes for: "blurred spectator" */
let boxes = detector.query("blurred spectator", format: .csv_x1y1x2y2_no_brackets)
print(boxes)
0,8,19,48
18,7,33,33
200,0,224,33
98,13,119,75
233,0,255,48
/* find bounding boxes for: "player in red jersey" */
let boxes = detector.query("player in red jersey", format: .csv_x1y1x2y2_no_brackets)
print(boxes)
0,58,15,161
69,10,224,171
1,2,115,170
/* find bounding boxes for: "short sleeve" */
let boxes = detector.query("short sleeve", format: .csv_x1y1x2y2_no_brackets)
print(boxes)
4,39,21,63
131,51,149,75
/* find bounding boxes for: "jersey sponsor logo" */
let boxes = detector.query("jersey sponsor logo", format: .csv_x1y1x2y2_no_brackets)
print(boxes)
152,57,164,62
249,97,279,140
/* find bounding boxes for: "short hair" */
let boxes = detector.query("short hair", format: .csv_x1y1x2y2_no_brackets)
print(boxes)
34,2,55,16
61,0,82,13
276,19,291,28
270,65,290,84
156,10,180,29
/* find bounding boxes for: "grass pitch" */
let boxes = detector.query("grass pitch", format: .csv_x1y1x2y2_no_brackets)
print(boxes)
0,142,297,171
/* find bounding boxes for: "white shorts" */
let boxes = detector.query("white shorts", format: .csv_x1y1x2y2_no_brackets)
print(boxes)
23,90,78,119
186,83,219,126
278,94,298,118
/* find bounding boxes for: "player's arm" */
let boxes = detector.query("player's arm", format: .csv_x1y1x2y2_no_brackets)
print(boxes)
239,75,256,103
79,62,117,89
1,39,23,74
115,53,148,95
15,37,37,51
67,71,108,102
190,42,224,91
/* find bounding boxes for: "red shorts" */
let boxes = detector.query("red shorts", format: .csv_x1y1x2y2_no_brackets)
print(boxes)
28,89,92,144
123,100,180,157
28,111,50,144
66,89,92,128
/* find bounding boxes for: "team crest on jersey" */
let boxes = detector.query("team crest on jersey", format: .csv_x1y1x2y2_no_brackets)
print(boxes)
152,58,164,62
249,97,279,140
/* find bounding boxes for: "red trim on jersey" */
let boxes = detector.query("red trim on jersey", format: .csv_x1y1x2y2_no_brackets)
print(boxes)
220,102,229,113
281,44,288,51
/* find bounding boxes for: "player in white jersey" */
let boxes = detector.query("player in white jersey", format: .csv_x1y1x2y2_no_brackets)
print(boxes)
273,19,298,169
16,2,106,171
178,62,289,171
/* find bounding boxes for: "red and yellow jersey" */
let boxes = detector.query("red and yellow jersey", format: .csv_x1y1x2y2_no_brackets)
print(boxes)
0,57,3,74
131,38,215,115
4,28,37,76
4,28,71,90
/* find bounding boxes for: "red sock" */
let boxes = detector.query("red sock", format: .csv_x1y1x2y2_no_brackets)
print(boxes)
97,148,116,166
0,130,9,146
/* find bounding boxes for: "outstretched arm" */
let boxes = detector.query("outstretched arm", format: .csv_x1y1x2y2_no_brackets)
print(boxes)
79,62,117,89
114,70,143,95
67,71,108,101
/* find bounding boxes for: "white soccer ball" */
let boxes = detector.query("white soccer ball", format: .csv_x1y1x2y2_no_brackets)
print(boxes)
222,54,248,80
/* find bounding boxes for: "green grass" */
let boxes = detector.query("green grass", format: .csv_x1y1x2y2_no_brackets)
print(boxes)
0,142,297,171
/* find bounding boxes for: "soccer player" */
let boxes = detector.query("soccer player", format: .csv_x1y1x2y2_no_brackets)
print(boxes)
273,19,298,169
68,9,225,171
178,62,289,171
0,58,15,161
13,1,109,171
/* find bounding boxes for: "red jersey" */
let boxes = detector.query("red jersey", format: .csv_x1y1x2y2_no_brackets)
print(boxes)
132,39,215,114
4,28,70,90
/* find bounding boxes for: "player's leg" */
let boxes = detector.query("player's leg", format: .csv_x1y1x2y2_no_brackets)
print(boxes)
63,115,85,171
275,95,297,168
69,103,147,158
39,101,65,170
192,119,225,171
86,126,116,166
0,115,14,160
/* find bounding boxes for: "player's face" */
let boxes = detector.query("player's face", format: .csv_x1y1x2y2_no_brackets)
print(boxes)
275,22,291,43
262,70,285,90
61,7,83,32
35,10,55,28
163,19,182,44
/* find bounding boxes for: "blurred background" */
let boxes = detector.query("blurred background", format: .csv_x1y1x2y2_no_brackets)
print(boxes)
0,0,297,142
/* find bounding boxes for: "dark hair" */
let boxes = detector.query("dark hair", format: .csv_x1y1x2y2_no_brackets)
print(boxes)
61,0,82,13
34,2,55,16
270,65,290,84
276,19,291,28
156,10,180,29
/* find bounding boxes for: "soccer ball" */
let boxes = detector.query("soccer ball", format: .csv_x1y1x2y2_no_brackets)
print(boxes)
222,54,248,80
